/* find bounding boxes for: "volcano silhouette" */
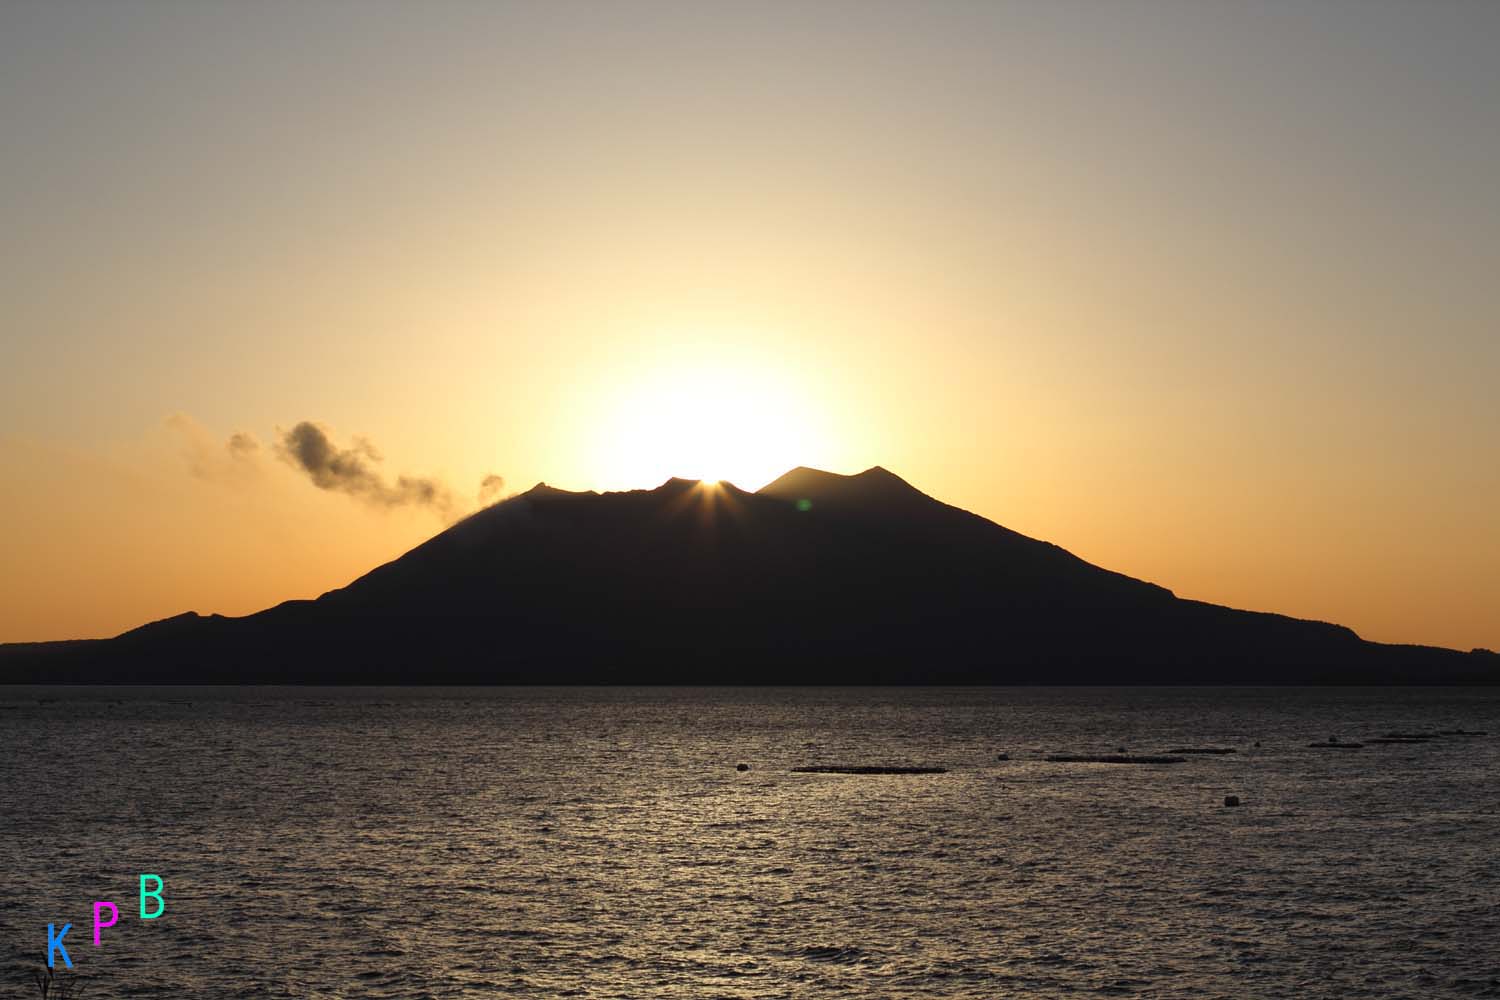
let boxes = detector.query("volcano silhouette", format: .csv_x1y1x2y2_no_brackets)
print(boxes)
2,466,1493,683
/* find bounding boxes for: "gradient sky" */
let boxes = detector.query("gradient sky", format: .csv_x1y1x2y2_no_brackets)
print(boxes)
2,1,1496,650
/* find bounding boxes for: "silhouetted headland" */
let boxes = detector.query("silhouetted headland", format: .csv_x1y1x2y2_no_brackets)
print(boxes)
2,466,1496,684
786,773,948,779
1045,754,1186,765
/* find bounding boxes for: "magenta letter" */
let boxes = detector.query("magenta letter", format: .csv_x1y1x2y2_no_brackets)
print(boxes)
93,901,119,946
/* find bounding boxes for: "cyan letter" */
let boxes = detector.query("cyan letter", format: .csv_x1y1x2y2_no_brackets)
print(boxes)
93,900,119,945
47,923,72,969
139,874,165,920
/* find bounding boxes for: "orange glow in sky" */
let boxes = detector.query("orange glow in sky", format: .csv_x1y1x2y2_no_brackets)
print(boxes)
0,3,1496,651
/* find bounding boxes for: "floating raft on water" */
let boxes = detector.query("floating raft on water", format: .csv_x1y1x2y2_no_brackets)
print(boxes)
1367,737,1432,745
1045,754,1185,765
791,765,947,775
1383,732,1440,740
1440,729,1488,736
1167,747,1237,755
1307,742,1364,749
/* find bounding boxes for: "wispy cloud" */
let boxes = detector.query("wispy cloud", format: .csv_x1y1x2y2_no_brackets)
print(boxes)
274,421,457,517
478,473,507,506
165,413,262,483
170,415,505,520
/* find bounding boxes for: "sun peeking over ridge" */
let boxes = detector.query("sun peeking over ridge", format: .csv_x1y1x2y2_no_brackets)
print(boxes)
590,358,835,492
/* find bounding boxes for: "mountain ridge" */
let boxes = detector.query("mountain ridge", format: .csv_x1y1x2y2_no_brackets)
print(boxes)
2,466,1494,684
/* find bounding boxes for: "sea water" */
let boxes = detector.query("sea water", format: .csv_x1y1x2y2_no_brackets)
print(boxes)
3,686,1499,998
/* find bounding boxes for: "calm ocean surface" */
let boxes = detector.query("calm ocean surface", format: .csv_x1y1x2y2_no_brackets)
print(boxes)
3,686,1499,999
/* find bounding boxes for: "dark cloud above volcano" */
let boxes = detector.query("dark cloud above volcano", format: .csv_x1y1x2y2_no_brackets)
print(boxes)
478,473,506,506
169,414,504,521
274,421,458,517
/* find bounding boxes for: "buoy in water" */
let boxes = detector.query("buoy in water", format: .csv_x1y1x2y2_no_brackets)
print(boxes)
1224,795,1241,807
735,763,750,772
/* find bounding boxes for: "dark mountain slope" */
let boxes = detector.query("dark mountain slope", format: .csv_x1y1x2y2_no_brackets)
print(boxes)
2,467,1493,683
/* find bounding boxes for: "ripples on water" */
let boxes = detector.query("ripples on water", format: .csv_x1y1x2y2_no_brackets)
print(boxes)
3,686,1500,998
